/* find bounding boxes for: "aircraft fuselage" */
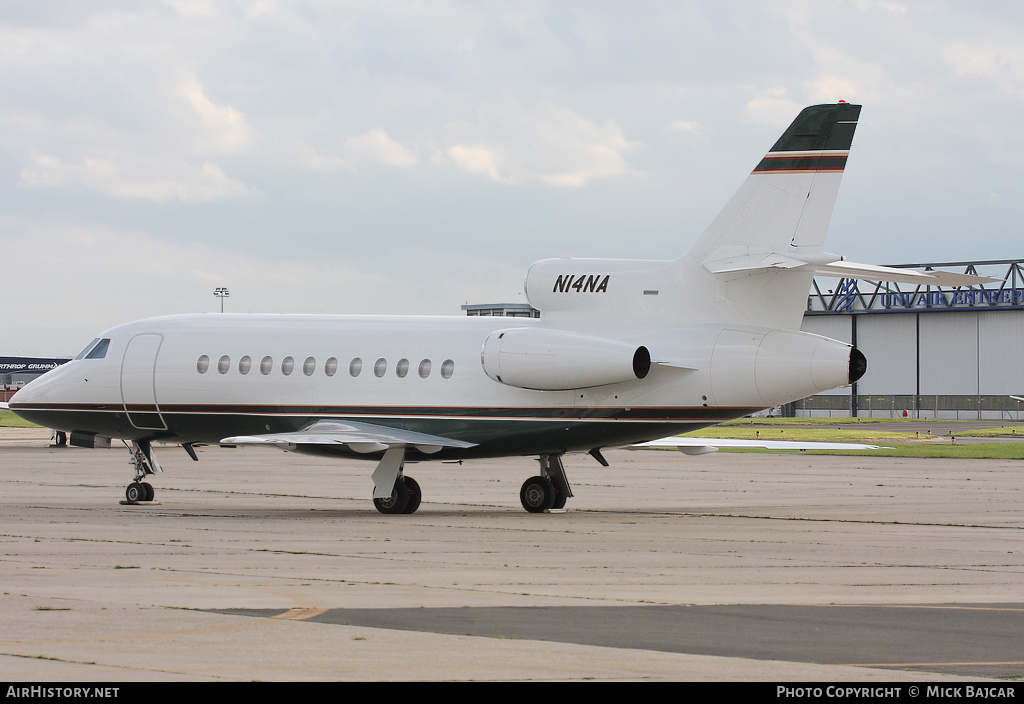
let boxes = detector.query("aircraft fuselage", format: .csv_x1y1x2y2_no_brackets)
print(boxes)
10,312,855,460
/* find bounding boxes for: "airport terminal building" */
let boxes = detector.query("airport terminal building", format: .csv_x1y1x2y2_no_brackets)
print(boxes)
799,258,1024,419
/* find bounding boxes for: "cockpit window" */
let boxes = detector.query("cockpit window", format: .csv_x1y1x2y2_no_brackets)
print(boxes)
75,339,100,360
81,338,111,360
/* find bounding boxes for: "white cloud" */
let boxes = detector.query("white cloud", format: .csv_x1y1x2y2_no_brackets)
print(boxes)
179,76,252,155
444,100,641,186
340,128,417,168
20,152,255,201
447,144,510,184
665,120,710,143
943,41,1024,100
743,89,803,128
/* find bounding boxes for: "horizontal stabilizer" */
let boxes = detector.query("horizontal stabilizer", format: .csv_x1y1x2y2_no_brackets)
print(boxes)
814,260,1000,287
0,401,8,410
702,248,841,275
702,249,998,288
630,436,888,452
223,419,476,454
703,252,809,274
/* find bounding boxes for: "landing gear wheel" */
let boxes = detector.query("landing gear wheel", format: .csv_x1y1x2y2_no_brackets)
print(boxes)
373,477,411,514
125,482,145,503
140,482,155,502
402,476,421,514
551,487,567,510
520,476,556,513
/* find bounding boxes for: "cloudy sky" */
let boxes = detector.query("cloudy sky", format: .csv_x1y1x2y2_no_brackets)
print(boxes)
3,1,1024,354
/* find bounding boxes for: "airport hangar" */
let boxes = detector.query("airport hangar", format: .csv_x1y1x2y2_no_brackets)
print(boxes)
467,258,1024,421
0,357,69,403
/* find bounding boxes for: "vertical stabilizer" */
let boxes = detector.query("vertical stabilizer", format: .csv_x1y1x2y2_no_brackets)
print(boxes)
524,103,860,333
678,102,861,330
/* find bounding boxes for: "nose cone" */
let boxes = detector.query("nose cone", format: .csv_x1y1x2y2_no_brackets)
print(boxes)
8,377,38,409
6,363,79,430
7,381,48,428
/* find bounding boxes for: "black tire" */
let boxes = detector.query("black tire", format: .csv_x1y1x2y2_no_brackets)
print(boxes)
401,476,421,514
373,477,411,514
141,482,155,502
125,483,144,503
520,476,556,513
550,487,567,510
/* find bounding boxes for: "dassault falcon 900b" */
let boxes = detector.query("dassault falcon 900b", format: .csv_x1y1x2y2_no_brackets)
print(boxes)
7,103,982,514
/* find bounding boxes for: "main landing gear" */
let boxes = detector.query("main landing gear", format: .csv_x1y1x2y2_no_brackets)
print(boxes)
371,446,421,514
520,453,573,513
373,475,422,515
369,449,575,514
122,439,162,504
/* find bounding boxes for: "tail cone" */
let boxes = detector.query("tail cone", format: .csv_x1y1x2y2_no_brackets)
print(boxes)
849,347,867,384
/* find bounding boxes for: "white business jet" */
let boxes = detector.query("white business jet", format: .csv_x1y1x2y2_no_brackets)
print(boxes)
7,103,983,513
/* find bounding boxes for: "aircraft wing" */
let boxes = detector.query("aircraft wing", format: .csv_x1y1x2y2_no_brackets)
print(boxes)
222,419,477,455
630,436,888,455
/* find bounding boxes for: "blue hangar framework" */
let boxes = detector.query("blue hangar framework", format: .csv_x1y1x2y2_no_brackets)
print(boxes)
799,258,1024,419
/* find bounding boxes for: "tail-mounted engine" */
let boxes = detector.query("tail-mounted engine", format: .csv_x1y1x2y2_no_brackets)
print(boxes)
481,328,651,391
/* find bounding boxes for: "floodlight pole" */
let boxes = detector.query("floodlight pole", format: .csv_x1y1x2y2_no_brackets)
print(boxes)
214,287,230,313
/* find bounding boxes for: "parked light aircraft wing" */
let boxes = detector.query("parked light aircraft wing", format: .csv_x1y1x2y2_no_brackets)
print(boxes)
223,419,477,455
631,436,888,455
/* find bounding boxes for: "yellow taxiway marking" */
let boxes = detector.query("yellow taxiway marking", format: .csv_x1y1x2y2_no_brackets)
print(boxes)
272,607,329,620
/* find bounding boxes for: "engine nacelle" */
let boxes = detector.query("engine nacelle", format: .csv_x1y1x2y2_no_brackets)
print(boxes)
481,328,651,391
709,327,865,407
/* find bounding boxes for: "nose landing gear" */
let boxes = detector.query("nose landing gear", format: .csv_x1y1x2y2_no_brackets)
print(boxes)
121,440,161,505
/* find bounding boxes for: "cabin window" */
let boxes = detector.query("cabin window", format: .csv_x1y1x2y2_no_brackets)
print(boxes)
281,357,295,376
197,355,210,374
325,357,338,377
260,356,273,375
349,358,362,377
396,358,409,378
218,355,230,374
303,357,316,376
374,358,387,377
441,359,454,379
239,356,252,375
418,359,431,378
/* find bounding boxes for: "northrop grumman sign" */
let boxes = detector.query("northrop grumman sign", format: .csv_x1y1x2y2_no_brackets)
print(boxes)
0,358,69,373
